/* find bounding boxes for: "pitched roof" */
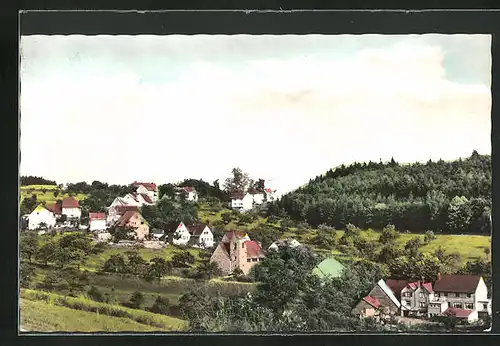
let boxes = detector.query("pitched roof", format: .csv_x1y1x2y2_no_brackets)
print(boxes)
385,279,410,300
45,203,62,215
405,281,434,293
443,308,474,318
89,212,106,221
377,279,401,308
33,204,49,213
186,223,209,236
140,193,153,204
115,205,139,215
223,230,248,242
313,257,345,279
231,193,245,200
245,240,265,258
433,275,481,293
264,188,274,193
62,197,79,208
134,182,157,191
180,186,194,193
116,210,139,227
362,295,381,309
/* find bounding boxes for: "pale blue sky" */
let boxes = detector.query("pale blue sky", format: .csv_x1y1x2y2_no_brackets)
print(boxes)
20,34,492,194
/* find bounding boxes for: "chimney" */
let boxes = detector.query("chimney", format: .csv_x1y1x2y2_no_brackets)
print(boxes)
437,272,441,282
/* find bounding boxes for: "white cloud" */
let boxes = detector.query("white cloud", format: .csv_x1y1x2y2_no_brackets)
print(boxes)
20,35,491,194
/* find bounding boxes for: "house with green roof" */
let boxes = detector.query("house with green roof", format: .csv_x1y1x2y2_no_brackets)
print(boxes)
313,257,345,280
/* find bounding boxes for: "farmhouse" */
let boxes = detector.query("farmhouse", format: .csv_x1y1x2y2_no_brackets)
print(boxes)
171,222,214,248
210,231,265,275
61,197,81,219
89,212,107,231
114,210,149,241
399,281,434,317
28,204,56,230
133,182,158,203
352,279,402,318
268,238,302,251
106,198,138,225
45,202,62,219
230,192,255,212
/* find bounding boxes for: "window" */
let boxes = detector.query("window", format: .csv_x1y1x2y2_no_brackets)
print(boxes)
405,300,411,306
242,243,244,248
419,292,424,298
252,258,257,262
467,293,472,298
234,243,237,250
444,293,448,297
247,259,251,262
483,303,488,310
465,304,474,310
453,303,463,309
404,292,412,297
419,302,426,308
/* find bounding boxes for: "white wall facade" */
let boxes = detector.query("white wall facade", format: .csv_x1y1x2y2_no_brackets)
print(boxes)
197,226,214,248
62,207,81,219
90,219,107,231
172,222,191,245
28,208,56,230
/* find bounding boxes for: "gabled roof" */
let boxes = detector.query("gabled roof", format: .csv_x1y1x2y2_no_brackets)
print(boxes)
377,279,401,308
62,197,79,208
404,281,434,294
312,257,345,279
116,210,141,227
433,275,482,293
443,307,474,318
179,186,195,193
363,296,381,309
186,223,209,236
139,193,153,204
89,212,106,221
134,182,157,191
245,240,265,258
223,230,249,243
45,203,62,215
32,204,49,213
115,205,139,215
385,279,410,300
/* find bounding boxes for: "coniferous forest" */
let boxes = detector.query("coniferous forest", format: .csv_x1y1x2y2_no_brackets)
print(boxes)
271,151,491,235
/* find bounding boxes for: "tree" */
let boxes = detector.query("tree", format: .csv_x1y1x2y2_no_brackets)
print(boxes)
424,230,436,244
171,252,196,268
197,261,222,280
146,257,172,281
446,196,471,233
20,232,39,264
150,295,170,314
35,241,58,265
378,244,402,264
109,226,133,243
129,291,145,309
20,262,35,288
404,237,422,257
20,195,38,215
378,224,400,244
102,254,128,274
87,286,105,302
253,179,266,193
223,167,251,194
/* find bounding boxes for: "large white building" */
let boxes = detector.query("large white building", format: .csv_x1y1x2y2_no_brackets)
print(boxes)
171,222,214,248
28,205,56,230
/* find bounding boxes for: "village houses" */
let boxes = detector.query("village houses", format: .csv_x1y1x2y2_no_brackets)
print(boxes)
133,182,158,203
171,222,214,248
210,231,265,275
175,186,199,202
28,204,57,230
61,197,81,220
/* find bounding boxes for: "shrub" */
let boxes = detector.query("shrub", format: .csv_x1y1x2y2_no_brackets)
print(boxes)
129,291,145,309
87,286,105,302
150,295,170,315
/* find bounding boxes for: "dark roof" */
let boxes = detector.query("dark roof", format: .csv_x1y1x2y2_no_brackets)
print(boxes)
134,182,157,191
116,210,138,227
186,223,208,236
433,275,482,293
223,230,248,242
115,205,139,215
62,197,79,208
385,279,410,300
405,281,434,294
230,193,245,200
179,186,195,193
140,193,153,204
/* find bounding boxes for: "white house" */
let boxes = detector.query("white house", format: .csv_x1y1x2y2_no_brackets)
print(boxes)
265,188,278,202
231,192,255,212
28,205,56,230
122,193,145,207
251,192,265,205
427,274,489,322
61,197,81,219
134,182,158,203
89,212,107,231
176,187,198,202
171,222,214,248
399,281,434,317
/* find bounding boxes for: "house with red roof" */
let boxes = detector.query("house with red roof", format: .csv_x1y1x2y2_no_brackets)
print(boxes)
210,231,265,275
89,212,107,231
427,274,490,321
170,222,214,248
352,279,402,319
133,182,158,203
114,210,149,241
399,280,434,317
61,197,81,219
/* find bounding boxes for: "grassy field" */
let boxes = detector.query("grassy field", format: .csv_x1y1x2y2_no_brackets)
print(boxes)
20,184,87,205
20,298,160,332
21,289,188,332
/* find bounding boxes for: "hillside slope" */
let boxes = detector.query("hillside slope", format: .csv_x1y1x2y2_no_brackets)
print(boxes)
273,152,491,234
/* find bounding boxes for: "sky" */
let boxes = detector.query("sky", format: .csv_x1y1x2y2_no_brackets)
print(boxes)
20,34,492,195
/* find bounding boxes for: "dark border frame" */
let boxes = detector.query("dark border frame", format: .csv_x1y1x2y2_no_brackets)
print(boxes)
2,7,500,346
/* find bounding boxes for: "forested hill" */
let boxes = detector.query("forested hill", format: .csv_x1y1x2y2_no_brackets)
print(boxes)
272,151,491,235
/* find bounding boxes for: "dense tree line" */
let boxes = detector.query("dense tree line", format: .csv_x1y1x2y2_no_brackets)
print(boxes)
272,152,491,234
21,176,57,186
176,179,230,202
